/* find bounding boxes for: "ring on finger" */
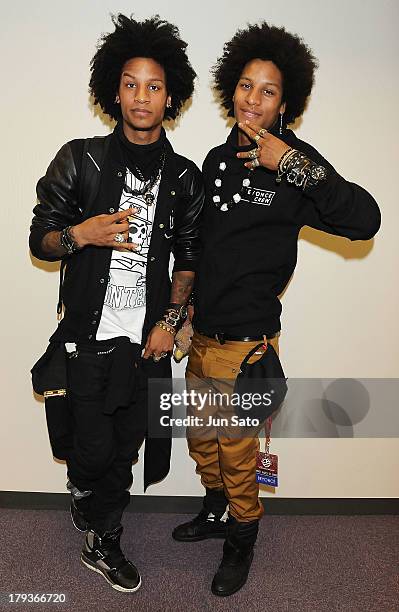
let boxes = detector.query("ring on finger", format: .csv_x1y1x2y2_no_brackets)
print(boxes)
258,128,267,137
114,232,124,243
152,354,162,362
254,133,261,143
251,158,260,168
248,148,259,159
161,352,168,359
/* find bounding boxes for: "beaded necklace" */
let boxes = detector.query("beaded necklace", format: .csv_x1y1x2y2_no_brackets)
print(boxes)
212,161,254,212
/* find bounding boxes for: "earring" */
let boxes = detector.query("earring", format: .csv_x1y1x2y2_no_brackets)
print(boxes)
115,96,120,103
279,112,284,135
166,102,171,108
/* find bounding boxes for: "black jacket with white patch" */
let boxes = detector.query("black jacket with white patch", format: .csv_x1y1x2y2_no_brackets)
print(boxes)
194,124,380,336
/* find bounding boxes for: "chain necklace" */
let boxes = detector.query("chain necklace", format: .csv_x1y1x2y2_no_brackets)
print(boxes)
212,161,254,212
124,148,166,206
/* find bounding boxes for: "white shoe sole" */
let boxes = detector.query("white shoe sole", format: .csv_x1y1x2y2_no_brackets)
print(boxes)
81,555,142,593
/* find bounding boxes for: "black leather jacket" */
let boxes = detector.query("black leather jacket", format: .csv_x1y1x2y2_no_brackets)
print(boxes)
30,128,204,344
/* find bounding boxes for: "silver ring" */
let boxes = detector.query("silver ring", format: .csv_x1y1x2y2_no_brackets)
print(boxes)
152,355,161,362
161,352,168,359
254,133,261,142
114,232,124,243
248,148,258,159
251,158,260,168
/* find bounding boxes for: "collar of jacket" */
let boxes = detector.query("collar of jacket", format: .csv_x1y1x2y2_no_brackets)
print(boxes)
92,127,182,254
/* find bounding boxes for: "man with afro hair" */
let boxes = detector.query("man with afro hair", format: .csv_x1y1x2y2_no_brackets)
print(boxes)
173,22,380,596
30,14,203,592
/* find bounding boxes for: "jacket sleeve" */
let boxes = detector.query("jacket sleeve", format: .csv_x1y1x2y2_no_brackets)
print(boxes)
29,140,83,261
298,141,381,241
172,161,205,273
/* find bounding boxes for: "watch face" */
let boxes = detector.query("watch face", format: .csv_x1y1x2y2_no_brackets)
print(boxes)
311,165,327,181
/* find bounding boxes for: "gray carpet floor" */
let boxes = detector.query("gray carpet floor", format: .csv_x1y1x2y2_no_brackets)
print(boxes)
0,509,398,611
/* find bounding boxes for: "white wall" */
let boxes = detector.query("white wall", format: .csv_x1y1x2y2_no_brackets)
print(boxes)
1,0,398,498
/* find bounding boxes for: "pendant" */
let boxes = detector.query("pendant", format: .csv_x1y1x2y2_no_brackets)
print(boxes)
145,192,155,206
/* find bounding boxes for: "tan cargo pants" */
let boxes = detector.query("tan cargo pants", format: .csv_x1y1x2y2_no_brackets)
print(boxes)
186,331,280,522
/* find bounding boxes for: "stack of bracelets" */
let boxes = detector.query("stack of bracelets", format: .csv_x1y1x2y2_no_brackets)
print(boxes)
155,303,188,336
60,226,82,255
276,147,328,190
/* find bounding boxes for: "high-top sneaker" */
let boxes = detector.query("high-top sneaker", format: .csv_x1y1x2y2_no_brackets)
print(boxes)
81,526,141,592
66,481,91,532
211,517,259,597
172,487,228,542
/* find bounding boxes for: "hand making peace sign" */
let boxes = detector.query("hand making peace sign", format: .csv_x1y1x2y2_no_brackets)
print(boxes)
236,121,291,172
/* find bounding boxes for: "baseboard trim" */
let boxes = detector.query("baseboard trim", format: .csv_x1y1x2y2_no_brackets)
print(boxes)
0,491,398,515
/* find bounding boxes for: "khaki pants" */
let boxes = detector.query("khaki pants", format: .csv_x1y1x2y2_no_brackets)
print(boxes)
186,331,280,522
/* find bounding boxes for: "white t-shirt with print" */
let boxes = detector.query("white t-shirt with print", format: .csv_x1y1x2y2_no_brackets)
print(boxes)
96,168,160,344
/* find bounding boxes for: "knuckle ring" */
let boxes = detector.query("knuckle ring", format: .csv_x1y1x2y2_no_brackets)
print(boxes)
249,148,258,159
254,133,261,142
114,232,124,243
258,128,267,137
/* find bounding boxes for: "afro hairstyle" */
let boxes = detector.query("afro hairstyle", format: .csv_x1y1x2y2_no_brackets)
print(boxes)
89,13,196,121
213,22,318,126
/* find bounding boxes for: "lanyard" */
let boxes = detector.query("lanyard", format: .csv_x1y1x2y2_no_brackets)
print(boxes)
264,415,272,454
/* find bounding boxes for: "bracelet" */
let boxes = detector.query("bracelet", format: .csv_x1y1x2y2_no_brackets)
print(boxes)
276,148,297,183
155,320,177,336
60,226,82,255
276,149,327,190
160,303,188,330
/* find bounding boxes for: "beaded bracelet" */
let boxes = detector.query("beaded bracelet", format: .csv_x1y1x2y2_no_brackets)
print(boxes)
60,226,82,255
155,320,177,336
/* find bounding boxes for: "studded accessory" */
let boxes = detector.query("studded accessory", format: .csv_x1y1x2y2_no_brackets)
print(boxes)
258,128,267,137
254,133,261,143
114,232,124,243
60,226,82,255
250,158,260,169
155,320,177,336
248,148,259,159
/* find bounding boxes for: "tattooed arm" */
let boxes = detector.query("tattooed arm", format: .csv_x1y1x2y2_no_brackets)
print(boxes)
143,271,195,359
170,270,194,305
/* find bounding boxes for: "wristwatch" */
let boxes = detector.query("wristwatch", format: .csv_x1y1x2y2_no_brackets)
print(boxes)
306,163,327,187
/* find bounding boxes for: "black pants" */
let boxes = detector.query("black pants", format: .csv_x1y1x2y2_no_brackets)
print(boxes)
65,340,145,535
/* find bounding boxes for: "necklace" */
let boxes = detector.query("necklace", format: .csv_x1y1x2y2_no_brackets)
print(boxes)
124,148,166,206
212,161,253,212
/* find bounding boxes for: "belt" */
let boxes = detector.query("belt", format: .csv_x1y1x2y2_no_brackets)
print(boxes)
196,330,279,345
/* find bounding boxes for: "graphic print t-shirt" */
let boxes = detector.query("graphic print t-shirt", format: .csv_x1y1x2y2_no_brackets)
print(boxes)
96,168,160,344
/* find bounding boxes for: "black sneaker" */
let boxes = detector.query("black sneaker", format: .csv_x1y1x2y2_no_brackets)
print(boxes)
211,539,254,596
211,518,258,597
81,526,141,593
172,508,227,542
70,497,89,533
